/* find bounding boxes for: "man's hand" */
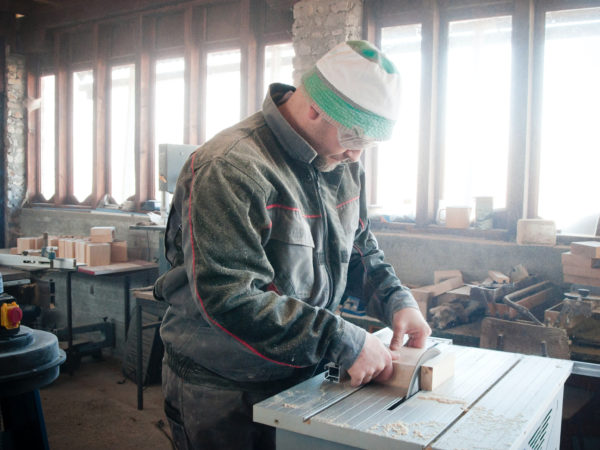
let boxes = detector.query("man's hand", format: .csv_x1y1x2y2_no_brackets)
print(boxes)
347,333,393,387
389,307,431,351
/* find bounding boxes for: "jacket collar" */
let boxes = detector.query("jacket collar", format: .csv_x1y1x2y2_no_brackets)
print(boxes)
262,83,317,165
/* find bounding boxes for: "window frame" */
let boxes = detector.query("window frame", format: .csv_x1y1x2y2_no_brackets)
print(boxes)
365,0,600,239
28,0,290,212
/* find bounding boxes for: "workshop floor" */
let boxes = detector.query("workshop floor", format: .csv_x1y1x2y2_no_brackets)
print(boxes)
40,356,173,450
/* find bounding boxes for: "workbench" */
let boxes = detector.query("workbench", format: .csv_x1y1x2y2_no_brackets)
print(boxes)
254,329,573,449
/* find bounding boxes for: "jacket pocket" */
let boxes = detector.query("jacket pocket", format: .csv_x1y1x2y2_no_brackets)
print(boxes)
265,209,315,300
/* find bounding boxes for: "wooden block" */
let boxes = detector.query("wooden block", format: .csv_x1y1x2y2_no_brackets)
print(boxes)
85,243,111,267
10,247,18,255
17,237,36,253
563,263,600,280
571,241,600,259
434,270,463,285
380,346,429,396
75,240,88,264
420,350,455,391
564,273,600,288
418,277,464,297
63,239,76,258
33,236,44,249
49,236,59,247
488,270,509,284
562,252,600,269
90,226,116,243
110,240,128,262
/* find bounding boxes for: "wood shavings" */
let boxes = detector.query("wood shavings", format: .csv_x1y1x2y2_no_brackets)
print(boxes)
418,394,466,405
282,403,299,409
369,421,409,436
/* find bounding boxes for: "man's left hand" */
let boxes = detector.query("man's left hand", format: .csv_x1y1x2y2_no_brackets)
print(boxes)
389,308,431,351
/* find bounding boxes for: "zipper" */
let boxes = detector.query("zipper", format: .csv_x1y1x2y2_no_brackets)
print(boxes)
310,167,334,308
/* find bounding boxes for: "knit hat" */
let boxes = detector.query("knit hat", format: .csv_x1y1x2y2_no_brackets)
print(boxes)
301,40,401,141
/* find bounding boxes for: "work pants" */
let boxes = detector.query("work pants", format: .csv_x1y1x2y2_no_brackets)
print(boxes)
162,362,276,450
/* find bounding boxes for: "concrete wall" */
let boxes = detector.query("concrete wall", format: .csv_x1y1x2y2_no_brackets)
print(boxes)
374,231,568,287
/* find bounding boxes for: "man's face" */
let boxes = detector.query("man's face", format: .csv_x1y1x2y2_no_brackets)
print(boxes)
309,115,364,172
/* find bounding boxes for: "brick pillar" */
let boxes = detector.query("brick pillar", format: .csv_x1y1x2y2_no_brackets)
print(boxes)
292,0,363,84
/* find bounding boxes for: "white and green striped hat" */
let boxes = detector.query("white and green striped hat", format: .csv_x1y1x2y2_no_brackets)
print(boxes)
302,40,401,141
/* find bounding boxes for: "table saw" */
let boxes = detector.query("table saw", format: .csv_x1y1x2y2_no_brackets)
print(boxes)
253,328,572,449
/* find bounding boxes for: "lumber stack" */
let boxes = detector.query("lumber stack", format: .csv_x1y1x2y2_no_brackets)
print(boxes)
562,241,600,287
13,226,128,267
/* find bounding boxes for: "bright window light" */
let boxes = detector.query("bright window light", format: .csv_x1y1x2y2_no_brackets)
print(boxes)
110,64,136,204
443,16,512,210
155,57,185,200
378,24,422,219
40,75,55,201
263,43,294,97
205,49,241,141
538,7,600,235
72,69,94,203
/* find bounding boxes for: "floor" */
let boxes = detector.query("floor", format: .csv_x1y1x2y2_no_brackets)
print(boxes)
40,356,173,450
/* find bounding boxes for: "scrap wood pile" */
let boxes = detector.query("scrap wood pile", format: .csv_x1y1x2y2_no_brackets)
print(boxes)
411,265,562,330
553,241,600,354
13,227,127,267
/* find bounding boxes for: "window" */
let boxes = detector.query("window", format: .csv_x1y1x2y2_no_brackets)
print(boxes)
154,57,185,200
263,43,295,97
110,64,136,204
72,70,94,203
40,75,55,200
205,49,241,141
443,15,512,210
377,24,422,219
538,7,600,235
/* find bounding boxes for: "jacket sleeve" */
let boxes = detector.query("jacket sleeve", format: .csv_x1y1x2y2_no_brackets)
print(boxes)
344,184,419,327
181,155,363,369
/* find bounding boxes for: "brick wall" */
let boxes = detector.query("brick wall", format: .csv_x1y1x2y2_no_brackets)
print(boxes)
292,0,363,84
3,48,26,246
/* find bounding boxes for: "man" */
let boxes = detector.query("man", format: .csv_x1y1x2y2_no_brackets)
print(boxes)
155,40,430,449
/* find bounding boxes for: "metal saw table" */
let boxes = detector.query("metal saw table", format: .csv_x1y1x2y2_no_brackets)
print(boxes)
254,329,572,449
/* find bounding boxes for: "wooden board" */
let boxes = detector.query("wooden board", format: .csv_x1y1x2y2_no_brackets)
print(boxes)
562,251,600,269
571,241,600,259
563,263,600,280
480,317,570,359
78,260,158,276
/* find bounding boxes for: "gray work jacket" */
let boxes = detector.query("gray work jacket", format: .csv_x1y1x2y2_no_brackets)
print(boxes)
156,84,418,386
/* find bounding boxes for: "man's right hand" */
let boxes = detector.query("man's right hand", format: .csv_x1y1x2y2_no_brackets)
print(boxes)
347,333,393,387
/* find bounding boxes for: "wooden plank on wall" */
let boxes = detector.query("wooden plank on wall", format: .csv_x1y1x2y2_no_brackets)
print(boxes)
240,0,258,118
206,1,241,42
55,32,69,205
155,11,185,50
137,16,154,207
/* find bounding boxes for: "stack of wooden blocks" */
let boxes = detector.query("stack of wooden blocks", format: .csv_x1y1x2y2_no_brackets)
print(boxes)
15,226,128,267
562,241,600,287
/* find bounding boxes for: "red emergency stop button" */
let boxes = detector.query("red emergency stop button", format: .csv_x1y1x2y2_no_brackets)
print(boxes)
7,306,23,326
1,302,22,329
